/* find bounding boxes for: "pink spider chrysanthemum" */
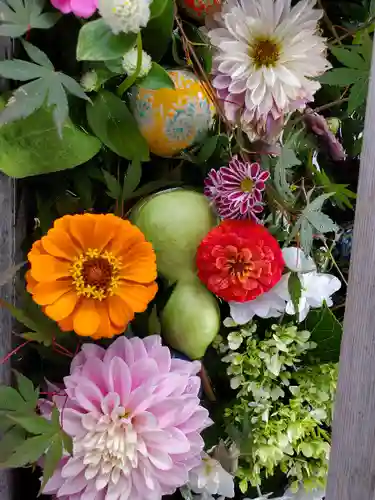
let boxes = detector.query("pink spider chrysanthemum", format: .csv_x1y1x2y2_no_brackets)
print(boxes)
204,156,270,220
40,335,212,500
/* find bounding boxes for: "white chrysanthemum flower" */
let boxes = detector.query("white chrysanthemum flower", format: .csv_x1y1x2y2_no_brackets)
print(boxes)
207,0,331,142
122,47,152,77
188,453,235,498
98,0,152,34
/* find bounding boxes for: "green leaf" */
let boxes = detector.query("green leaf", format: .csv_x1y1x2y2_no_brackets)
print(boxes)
77,19,137,61
0,426,26,463
102,170,121,200
22,330,53,346
61,431,73,455
142,0,174,61
0,80,49,124
122,159,142,201
306,305,343,363
0,59,47,80
274,145,301,201
138,62,175,90
288,273,302,315
197,135,218,163
0,104,101,178
318,68,365,86
0,387,25,412
87,90,149,161
40,437,63,491
22,40,54,69
330,46,367,69
150,0,168,18
7,415,53,435
304,210,338,234
0,0,60,38
348,78,368,113
0,262,25,287
13,371,37,405
0,433,51,468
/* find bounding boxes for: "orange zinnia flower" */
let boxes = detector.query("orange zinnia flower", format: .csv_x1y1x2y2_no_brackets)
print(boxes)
26,214,158,339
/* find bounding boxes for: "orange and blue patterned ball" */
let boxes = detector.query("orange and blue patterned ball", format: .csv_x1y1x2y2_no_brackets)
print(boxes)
131,69,215,157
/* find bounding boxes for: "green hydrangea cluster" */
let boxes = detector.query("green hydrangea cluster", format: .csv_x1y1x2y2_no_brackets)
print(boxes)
217,321,338,493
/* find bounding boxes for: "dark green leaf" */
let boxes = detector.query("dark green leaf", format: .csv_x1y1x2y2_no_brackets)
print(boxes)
0,387,25,412
21,40,53,69
142,0,174,61
330,46,367,69
0,434,51,468
0,59,47,80
0,262,25,287
13,371,37,405
306,306,343,362
7,415,53,435
0,0,60,37
0,80,49,124
288,273,302,315
318,68,365,86
22,330,53,346
138,62,175,90
348,78,368,113
0,103,101,178
46,79,69,137
40,437,63,491
59,73,90,102
197,135,218,163
77,19,137,61
122,159,142,201
102,169,121,200
0,426,26,463
0,298,40,331
61,431,73,455
87,90,149,161
274,145,301,201
150,0,168,18
128,179,182,200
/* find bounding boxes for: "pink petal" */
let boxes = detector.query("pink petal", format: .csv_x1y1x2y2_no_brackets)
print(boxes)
105,336,134,366
62,408,84,436
143,335,162,353
130,337,148,360
75,380,103,412
70,0,97,17
133,411,158,432
144,427,191,454
57,472,87,496
130,358,159,390
81,358,107,393
149,346,171,374
259,170,270,182
172,396,200,426
43,459,66,494
147,448,173,470
127,385,155,415
101,392,120,414
61,457,86,478
107,356,131,406
178,407,211,434
154,373,188,400
147,399,181,428
50,0,72,14
250,162,260,177
71,343,105,373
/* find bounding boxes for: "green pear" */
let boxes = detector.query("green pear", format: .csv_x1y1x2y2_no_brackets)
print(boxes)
161,276,220,359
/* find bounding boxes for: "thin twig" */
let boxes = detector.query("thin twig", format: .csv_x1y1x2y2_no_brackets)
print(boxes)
317,0,342,45
313,97,349,114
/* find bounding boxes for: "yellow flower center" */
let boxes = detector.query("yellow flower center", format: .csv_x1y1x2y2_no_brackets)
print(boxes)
240,177,254,193
250,38,280,68
71,249,122,300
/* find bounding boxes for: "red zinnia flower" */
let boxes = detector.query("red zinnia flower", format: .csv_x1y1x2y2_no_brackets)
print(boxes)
196,220,284,302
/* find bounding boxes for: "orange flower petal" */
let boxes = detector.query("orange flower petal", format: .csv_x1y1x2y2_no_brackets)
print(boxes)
109,220,145,257
41,227,80,261
115,281,158,313
94,300,130,338
120,242,157,283
91,214,122,252
68,214,96,251
26,270,38,293
73,299,101,337
45,291,78,322
32,280,73,306
29,255,71,282
107,295,134,327
53,214,72,232
28,239,45,259
58,314,74,332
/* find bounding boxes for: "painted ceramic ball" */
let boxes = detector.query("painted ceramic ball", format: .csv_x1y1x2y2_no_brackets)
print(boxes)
177,0,222,21
131,69,215,157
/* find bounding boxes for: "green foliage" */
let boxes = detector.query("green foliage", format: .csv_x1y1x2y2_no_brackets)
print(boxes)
76,19,137,61
138,62,175,90
273,144,301,202
290,193,338,254
305,305,343,363
142,0,174,61
0,101,101,178
0,41,90,134
288,273,302,314
0,0,60,38
0,375,71,488
87,90,149,161
218,322,338,492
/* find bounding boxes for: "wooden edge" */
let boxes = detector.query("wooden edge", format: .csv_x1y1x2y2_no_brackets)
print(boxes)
325,37,375,500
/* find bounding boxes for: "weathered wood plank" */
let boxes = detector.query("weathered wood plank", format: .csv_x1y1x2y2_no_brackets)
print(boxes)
0,35,16,500
325,38,375,500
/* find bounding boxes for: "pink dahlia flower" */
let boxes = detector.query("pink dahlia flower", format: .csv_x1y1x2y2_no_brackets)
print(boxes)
204,156,270,221
50,0,97,18
40,335,212,500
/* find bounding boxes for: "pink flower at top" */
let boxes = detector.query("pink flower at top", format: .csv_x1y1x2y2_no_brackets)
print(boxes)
40,335,212,500
51,0,97,18
204,156,270,221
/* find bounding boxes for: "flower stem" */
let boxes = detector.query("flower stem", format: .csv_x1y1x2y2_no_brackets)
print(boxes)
117,32,143,97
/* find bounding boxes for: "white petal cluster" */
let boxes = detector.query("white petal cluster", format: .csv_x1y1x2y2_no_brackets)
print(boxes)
188,453,235,499
98,0,152,34
230,247,341,324
206,0,331,141
122,48,152,77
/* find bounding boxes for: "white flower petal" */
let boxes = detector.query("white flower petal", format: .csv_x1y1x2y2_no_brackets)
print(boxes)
282,247,316,273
